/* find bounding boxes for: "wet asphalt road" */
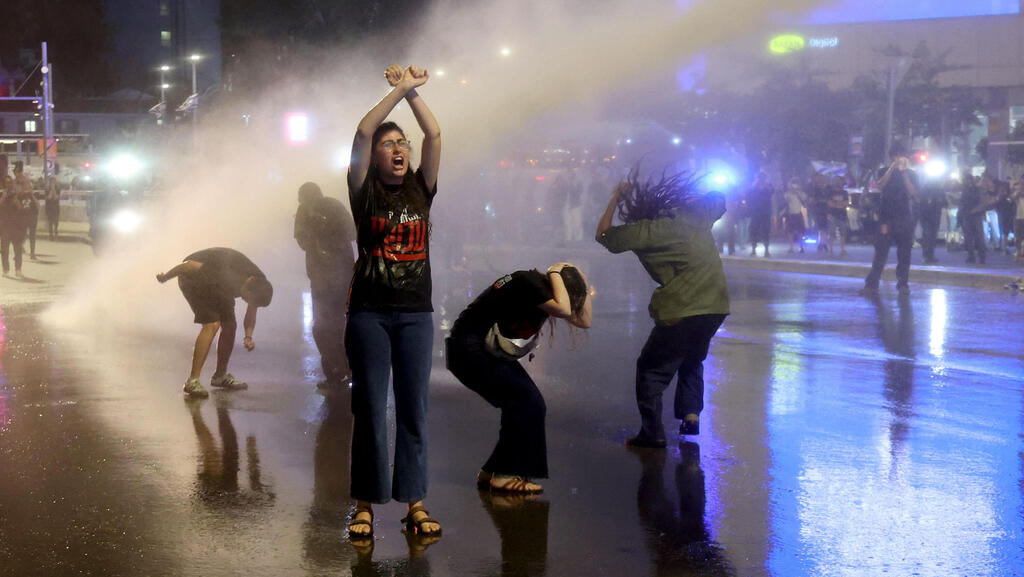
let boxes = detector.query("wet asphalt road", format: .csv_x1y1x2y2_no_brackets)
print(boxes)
1,261,1022,577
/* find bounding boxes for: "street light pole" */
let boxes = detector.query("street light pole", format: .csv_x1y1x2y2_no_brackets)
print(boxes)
159,65,169,121
41,42,54,180
884,64,896,163
189,54,200,146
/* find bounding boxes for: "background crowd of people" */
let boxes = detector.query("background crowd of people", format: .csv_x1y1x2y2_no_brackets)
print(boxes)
0,155,63,277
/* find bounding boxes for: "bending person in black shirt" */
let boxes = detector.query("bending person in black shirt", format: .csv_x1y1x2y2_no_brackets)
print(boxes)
345,64,442,540
156,247,274,398
448,263,592,494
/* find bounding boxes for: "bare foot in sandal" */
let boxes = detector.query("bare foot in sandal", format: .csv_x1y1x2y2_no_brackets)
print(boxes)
404,501,441,536
348,501,374,539
489,475,543,494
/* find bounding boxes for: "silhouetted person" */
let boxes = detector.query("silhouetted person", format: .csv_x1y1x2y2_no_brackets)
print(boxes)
156,248,274,398
1,166,36,277
295,181,356,389
44,177,60,241
863,156,918,296
917,179,946,265
960,173,995,264
747,172,773,257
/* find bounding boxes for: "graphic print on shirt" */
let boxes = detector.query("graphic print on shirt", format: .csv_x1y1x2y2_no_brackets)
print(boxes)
369,208,428,262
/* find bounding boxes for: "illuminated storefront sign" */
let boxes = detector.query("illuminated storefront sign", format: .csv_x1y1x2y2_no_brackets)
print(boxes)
808,36,839,49
769,35,806,54
769,34,839,54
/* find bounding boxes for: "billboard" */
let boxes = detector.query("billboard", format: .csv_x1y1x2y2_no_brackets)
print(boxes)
801,0,1019,24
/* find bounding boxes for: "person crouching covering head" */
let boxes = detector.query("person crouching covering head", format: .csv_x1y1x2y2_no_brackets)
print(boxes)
447,262,592,494
595,167,730,449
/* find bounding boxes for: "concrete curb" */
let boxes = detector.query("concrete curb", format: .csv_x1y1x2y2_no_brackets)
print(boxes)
722,255,1021,291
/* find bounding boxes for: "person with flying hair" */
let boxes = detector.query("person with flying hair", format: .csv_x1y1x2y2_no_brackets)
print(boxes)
595,167,730,449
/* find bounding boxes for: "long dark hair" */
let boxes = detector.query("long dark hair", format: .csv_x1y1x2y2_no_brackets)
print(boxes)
560,267,587,322
545,266,589,348
616,164,703,223
369,121,431,227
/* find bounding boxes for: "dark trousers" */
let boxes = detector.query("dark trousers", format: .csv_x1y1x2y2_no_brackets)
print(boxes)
749,214,771,251
27,219,37,257
1,235,25,273
46,208,59,240
345,311,433,504
311,286,349,382
962,215,986,261
919,210,941,261
865,230,912,288
447,333,548,479
635,314,726,441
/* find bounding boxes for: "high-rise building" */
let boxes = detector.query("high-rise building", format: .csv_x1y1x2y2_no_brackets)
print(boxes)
104,0,221,97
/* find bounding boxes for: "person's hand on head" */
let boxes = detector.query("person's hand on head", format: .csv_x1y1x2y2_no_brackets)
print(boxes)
547,262,572,274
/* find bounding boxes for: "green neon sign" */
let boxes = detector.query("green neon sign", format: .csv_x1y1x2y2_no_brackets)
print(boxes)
770,34,806,54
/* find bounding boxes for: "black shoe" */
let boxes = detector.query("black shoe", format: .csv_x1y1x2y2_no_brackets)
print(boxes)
679,419,700,436
859,286,879,297
626,435,667,449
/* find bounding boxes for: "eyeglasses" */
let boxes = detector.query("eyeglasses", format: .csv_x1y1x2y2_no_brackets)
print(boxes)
380,139,411,151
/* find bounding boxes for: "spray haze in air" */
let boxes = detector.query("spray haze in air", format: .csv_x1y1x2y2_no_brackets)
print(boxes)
44,0,825,334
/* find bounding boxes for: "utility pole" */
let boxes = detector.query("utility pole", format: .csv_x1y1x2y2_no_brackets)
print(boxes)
883,56,910,164
41,42,54,179
0,43,54,176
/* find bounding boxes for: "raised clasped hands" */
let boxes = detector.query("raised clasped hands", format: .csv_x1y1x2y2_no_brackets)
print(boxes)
385,64,429,90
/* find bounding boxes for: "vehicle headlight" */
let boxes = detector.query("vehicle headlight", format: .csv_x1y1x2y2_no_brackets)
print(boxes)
108,208,143,234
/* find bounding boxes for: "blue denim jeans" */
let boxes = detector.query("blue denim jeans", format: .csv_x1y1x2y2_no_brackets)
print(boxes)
346,310,434,504
635,314,726,442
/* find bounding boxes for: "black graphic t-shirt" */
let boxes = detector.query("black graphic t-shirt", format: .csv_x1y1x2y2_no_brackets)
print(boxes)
452,270,554,338
349,168,436,312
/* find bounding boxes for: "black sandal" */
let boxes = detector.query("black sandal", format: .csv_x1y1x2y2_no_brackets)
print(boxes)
489,475,543,494
476,470,492,489
401,504,442,536
348,506,374,540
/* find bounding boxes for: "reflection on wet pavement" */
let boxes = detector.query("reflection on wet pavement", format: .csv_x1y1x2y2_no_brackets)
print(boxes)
1,267,1023,576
